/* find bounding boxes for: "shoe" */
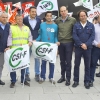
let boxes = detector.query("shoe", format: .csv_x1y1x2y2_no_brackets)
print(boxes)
38,78,45,84
72,82,79,88
0,80,5,85
65,80,70,86
57,77,65,83
49,78,56,84
22,81,30,86
84,82,90,89
35,75,40,82
89,81,93,87
25,74,31,81
96,72,100,77
10,82,15,88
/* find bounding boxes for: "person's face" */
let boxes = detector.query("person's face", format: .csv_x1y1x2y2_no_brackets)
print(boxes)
45,13,52,22
0,13,8,24
15,16,23,25
98,16,100,24
79,12,87,23
60,6,68,18
29,8,37,19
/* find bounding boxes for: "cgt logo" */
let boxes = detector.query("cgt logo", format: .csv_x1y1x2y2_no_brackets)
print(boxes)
9,47,27,68
40,1,53,10
36,43,53,57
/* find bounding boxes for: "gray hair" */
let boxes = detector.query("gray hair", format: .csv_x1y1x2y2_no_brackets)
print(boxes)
0,11,8,17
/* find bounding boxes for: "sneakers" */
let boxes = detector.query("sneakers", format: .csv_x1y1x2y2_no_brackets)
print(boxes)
49,78,56,84
35,75,40,82
10,82,15,88
25,74,31,81
0,80,5,85
38,78,45,84
21,81,30,87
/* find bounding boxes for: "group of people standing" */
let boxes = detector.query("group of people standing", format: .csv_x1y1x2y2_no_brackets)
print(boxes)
0,5,100,89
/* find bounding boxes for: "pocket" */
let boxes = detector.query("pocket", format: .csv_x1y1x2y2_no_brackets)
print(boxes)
86,28,92,34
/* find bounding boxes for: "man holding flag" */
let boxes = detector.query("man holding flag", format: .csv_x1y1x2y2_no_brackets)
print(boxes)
36,11,60,84
7,14,33,88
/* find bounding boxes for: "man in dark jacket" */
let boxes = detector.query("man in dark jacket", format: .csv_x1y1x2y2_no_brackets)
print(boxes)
23,6,41,82
0,12,10,85
72,10,95,89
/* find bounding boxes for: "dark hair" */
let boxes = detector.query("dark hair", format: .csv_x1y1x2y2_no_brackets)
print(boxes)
77,10,88,17
15,14,22,19
93,16,98,21
29,6,36,12
45,11,52,17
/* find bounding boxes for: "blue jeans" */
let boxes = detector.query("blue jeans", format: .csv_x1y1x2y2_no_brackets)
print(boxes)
90,46,100,81
41,60,54,79
10,68,26,83
74,47,91,83
58,42,73,81
26,46,40,75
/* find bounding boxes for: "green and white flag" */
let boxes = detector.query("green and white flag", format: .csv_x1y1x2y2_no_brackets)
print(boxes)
32,42,58,63
73,0,93,10
94,3,100,9
37,0,58,16
82,0,93,10
5,44,30,72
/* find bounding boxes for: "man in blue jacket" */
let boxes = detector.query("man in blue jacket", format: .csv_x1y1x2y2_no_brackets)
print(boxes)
0,12,10,85
72,10,95,89
23,6,41,82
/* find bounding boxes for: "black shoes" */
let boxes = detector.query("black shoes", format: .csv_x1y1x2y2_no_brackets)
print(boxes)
24,81,30,86
57,77,65,83
72,82,79,88
35,75,40,82
84,82,90,89
25,74,31,81
89,81,93,87
0,80,5,85
96,72,100,77
10,82,15,88
65,80,70,86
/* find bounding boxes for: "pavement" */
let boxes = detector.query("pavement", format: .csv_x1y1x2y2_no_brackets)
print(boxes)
0,54,100,100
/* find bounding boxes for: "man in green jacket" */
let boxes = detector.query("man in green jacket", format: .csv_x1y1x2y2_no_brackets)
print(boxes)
55,6,76,86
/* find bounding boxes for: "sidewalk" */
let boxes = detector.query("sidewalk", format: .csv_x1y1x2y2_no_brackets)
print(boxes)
0,55,100,100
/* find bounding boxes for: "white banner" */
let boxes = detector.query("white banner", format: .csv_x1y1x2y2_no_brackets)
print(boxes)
94,3,100,9
32,42,58,63
37,0,58,16
87,8,100,22
82,0,93,10
5,44,30,72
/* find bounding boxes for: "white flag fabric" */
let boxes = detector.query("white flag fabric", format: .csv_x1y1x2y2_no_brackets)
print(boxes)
87,8,100,22
37,0,58,16
5,45,30,72
94,3,100,9
32,42,58,63
13,2,21,9
82,0,93,10
73,0,93,10
73,0,82,7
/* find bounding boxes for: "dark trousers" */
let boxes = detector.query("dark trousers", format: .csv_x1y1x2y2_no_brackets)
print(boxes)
58,42,73,81
10,68,26,83
90,46,100,81
74,47,91,83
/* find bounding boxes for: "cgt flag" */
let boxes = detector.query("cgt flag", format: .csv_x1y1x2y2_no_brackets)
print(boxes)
5,44,30,72
37,0,58,16
32,42,58,63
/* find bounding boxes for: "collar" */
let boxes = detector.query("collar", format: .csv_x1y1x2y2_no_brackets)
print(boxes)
60,16,70,21
28,16,36,20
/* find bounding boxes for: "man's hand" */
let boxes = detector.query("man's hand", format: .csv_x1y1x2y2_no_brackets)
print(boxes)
56,42,60,46
81,43,87,50
97,43,100,48
4,47,10,52
28,42,33,47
